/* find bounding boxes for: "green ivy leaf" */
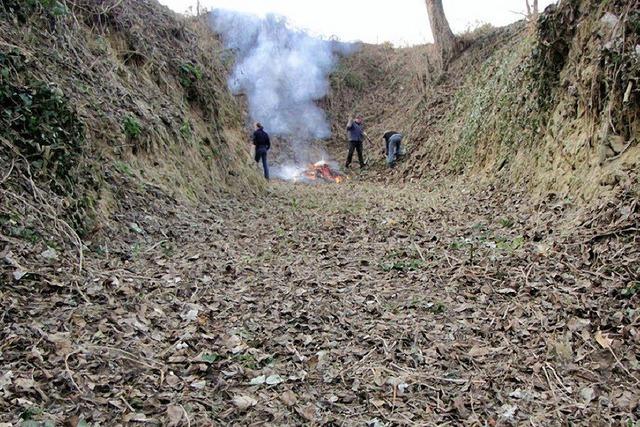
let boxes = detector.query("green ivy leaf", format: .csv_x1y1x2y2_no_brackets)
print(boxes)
202,353,220,363
19,92,33,107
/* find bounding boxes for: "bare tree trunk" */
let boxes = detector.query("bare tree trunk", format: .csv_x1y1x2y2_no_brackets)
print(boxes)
526,0,540,19
425,0,459,68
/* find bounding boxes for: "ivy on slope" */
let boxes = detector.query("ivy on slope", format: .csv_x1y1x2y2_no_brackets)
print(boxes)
0,50,98,235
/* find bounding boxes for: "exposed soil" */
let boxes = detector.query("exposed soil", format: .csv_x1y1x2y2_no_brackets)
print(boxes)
2,176,638,425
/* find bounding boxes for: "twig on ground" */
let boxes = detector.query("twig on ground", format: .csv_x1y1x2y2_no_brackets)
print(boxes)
542,366,563,420
413,241,426,262
88,345,164,371
607,347,640,385
0,138,85,272
64,351,82,392
75,281,92,304
180,404,191,427
0,159,15,184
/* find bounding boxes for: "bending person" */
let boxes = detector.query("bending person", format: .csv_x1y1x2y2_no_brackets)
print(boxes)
383,131,403,168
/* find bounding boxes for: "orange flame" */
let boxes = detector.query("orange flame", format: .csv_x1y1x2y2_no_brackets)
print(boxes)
301,160,345,183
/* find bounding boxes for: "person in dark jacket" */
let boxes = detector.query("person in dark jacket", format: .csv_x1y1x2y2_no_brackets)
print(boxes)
383,131,403,168
252,122,270,180
345,114,366,168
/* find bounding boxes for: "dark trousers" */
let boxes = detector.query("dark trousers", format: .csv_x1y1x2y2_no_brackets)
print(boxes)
254,148,269,179
346,140,364,167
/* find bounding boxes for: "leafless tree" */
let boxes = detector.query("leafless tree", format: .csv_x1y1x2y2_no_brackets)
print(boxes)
525,0,539,19
425,0,460,69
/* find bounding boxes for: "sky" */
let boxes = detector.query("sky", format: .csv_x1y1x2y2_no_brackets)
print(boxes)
158,0,558,46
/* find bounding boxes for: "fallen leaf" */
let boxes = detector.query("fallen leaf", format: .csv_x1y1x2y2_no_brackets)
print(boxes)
612,390,638,411
372,369,385,386
13,269,27,281
454,396,469,418
298,403,316,420
595,330,613,349
166,373,180,387
580,387,595,403
166,405,183,426
453,304,473,312
265,374,284,385
190,380,206,389
250,375,266,385
280,391,297,406
123,413,148,422
567,317,591,332
468,345,490,357
371,398,386,408
233,395,257,410
46,333,73,354
40,247,58,261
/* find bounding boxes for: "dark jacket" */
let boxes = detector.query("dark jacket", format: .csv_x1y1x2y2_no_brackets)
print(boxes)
383,131,397,142
253,128,270,150
347,121,364,142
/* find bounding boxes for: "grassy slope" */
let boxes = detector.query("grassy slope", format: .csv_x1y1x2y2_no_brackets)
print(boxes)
1,0,262,238
0,1,267,308
327,0,639,202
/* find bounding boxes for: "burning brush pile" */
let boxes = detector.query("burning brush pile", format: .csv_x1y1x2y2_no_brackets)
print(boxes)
275,160,346,183
300,160,346,183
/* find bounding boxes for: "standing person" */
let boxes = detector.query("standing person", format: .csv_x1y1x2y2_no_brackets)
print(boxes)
252,122,270,180
345,114,366,169
383,131,403,168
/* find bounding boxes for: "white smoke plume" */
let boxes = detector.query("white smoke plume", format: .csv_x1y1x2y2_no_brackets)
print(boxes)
210,10,357,142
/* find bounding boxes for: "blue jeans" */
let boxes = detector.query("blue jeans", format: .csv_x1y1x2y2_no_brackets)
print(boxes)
255,147,269,179
387,134,402,166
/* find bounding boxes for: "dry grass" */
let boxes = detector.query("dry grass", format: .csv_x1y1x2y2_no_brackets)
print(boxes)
0,0,268,272
2,0,262,203
325,0,639,205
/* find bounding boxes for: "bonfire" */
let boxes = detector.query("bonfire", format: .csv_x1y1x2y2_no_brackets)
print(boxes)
299,160,346,183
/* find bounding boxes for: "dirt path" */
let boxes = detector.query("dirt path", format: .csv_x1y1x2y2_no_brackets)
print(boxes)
2,180,639,425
